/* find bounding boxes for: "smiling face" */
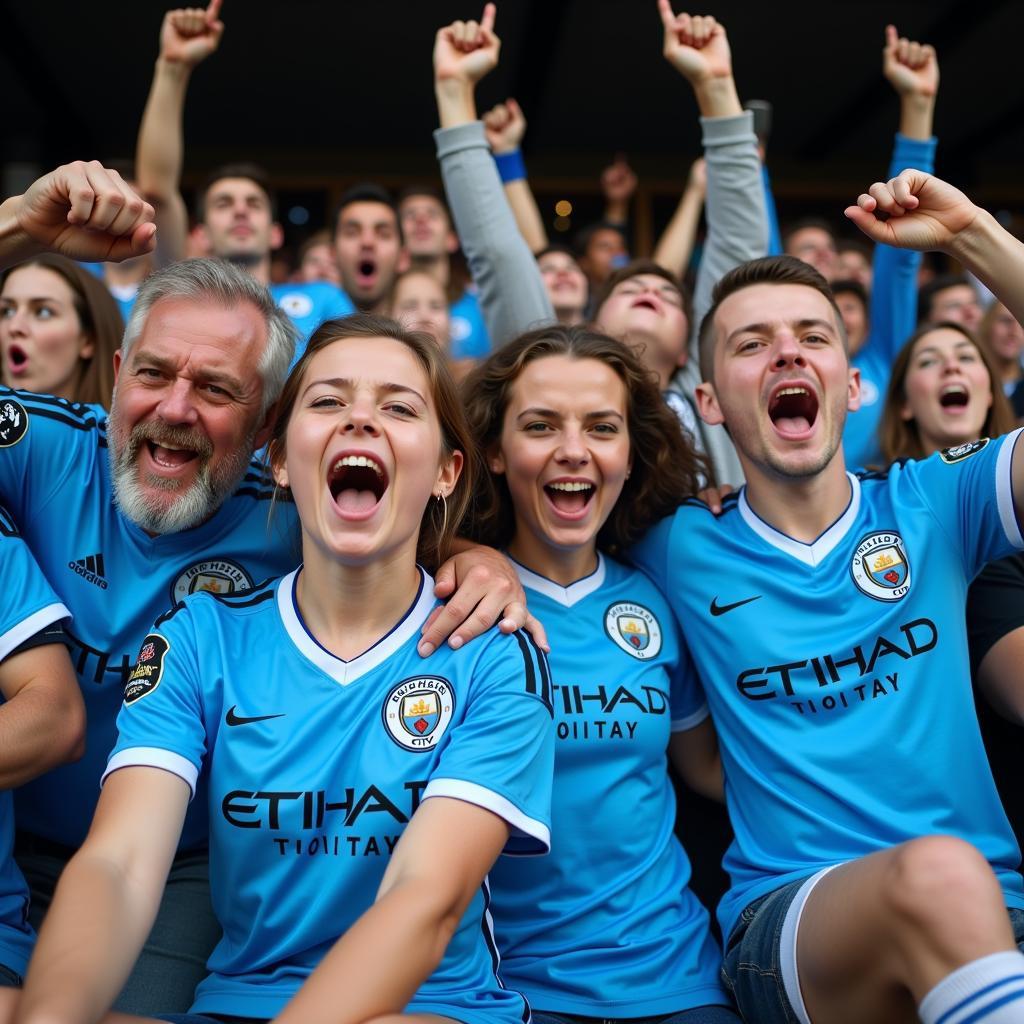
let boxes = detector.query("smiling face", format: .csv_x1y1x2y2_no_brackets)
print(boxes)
537,250,588,320
493,355,630,576
107,297,270,534
697,282,859,480
334,201,403,311
900,327,993,455
596,273,688,384
274,336,460,567
0,265,93,398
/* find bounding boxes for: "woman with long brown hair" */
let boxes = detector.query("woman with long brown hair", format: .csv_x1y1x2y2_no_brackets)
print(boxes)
462,323,739,1023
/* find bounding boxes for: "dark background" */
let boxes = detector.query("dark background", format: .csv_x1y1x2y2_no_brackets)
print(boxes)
3,0,1022,262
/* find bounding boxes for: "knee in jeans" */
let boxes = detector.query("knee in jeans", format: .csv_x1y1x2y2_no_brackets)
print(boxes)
884,835,1001,933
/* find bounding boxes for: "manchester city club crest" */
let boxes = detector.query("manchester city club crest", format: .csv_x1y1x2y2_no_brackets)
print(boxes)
604,601,663,660
850,531,911,602
170,559,255,604
382,676,455,751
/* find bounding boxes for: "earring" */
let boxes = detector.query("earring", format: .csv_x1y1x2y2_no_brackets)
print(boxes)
435,491,449,538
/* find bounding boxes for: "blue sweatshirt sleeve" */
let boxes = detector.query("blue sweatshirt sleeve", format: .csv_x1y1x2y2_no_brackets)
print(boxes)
762,165,783,257
866,133,937,365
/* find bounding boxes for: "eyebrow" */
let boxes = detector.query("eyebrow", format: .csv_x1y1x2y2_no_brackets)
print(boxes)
915,341,976,358
301,377,427,405
0,295,63,304
516,406,625,421
132,352,246,393
726,318,836,346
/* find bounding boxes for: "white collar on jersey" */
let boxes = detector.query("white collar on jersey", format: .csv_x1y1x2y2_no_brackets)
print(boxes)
738,472,861,568
276,566,436,686
510,552,607,607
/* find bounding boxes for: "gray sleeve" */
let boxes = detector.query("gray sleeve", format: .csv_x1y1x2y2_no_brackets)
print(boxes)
689,110,767,369
434,122,554,348
671,110,766,486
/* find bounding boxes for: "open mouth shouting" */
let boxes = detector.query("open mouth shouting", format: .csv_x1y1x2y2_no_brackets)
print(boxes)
543,478,596,520
355,258,378,291
128,423,213,481
768,382,820,439
939,383,970,411
629,297,660,314
328,451,389,519
5,344,28,378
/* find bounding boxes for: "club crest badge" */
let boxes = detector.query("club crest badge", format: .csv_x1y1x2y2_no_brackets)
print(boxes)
851,531,911,601
382,676,455,751
0,399,28,448
604,601,663,660
170,559,254,604
940,438,989,464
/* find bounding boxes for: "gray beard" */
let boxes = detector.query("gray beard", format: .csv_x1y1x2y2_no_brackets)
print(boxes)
107,412,255,535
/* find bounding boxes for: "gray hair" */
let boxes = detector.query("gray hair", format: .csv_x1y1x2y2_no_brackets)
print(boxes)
123,258,297,414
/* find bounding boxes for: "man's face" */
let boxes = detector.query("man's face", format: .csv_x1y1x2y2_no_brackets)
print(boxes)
696,283,859,481
836,248,872,290
201,178,282,263
334,201,402,311
928,284,983,333
786,227,838,281
580,228,627,285
834,291,868,356
399,195,455,260
108,297,272,534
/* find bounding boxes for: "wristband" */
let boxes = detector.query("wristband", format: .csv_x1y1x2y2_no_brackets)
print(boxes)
494,149,527,184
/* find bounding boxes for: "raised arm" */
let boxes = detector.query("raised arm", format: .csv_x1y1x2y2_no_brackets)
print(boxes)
484,99,549,254
660,5,766,372
433,4,554,347
868,25,939,363
135,0,225,268
0,162,155,269
652,156,705,279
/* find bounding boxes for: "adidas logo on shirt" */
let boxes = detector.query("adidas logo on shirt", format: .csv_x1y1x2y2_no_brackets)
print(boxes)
68,553,108,590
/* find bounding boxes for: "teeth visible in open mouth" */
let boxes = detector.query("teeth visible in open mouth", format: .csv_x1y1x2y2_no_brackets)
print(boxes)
548,481,593,492
776,386,809,397
333,455,383,476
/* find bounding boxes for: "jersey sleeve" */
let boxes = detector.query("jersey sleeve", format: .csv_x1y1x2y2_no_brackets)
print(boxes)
102,604,207,798
0,530,70,663
669,629,710,733
900,429,1024,579
422,630,555,856
627,512,680,596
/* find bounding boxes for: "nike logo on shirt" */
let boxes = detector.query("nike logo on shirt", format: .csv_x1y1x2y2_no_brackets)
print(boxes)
709,595,762,617
225,706,286,727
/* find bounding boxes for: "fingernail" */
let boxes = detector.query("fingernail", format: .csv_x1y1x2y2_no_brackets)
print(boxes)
418,641,435,657
449,635,464,650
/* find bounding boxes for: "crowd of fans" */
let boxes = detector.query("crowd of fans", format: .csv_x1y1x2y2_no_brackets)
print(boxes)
0,2,1023,1023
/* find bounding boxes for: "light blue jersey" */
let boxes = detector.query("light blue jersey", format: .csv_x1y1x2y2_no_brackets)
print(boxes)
488,555,728,1015
270,281,354,361
106,567,554,1020
450,287,491,360
0,530,70,976
633,431,1024,942
0,388,298,849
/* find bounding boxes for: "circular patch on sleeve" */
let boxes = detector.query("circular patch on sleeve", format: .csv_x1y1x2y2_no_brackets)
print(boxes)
0,399,28,447
124,634,170,705
939,438,989,464
604,602,663,659
381,676,455,751
850,531,911,601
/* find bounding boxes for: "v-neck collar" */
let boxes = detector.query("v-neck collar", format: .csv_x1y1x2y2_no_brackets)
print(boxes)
511,553,607,607
277,566,435,685
738,473,860,568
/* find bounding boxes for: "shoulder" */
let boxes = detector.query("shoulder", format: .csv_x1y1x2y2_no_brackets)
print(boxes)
154,575,280,632
0,388,105,444
455,626,553,715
